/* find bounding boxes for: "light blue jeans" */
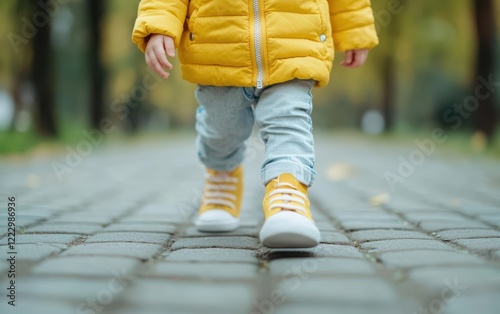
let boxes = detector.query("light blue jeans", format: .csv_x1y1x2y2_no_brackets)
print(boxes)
195,79,316,186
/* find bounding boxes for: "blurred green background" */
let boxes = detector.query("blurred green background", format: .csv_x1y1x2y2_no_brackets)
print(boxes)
0,0,499,155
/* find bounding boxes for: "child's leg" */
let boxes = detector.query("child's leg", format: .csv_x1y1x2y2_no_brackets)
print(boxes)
195,85,255,171
194,85,255,232
254,79,316,186
254,79,320,248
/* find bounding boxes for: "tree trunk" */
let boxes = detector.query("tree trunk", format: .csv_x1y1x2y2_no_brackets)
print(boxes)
32,13,58,137
473,0,497,141
88,0,106,130
381,55,395,132
379,0,404,133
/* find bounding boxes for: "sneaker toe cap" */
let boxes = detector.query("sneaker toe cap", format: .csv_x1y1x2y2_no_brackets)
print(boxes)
197,210,236,222
195,210,239,232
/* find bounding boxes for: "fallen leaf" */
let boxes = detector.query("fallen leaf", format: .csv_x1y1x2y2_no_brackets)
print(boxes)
326,163,356,181
368,193,391,206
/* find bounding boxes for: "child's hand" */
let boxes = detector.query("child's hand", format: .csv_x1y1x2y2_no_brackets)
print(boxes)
340,49,369,68
145,34,176,79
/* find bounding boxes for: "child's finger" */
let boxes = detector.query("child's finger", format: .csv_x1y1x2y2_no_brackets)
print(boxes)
341,50,354,66
153,44,173,70
145,50,151,68
350,51,368,68
147,50,169,79
163,36,176,57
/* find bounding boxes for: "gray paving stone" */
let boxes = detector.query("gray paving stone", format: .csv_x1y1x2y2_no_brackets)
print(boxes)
476,213,500,226
0,210,52,219
275,277,399,304
141,262,258,280
319,231,351,244
268,244,363,259
238,218,263,228
136,203,189,215
385,199,446,213
419,221,489,231
120,214,186,224
0,261,7,274
409,266,500,293
3,131,500,314
181,226,259,238
0,243,66,261
379,250,487,268
26,223,103,235
455,204,500,216
453,238,500,251
269,257,377,277
121,279,255,312
61,242,162,259
165,248,258,263
109,305,224,314
333,212,400,220
361,239,453,253
273,303,407,314
85,203,134,213
350,230,432,242
0,233,81,245
171,236,258,250
0,298,75,314
4,276,110,300
46,213,117,224
329,204,387,212
85,232,171,244
435,229,500,240
444,292,500,314
403,212,468,222
0,216,45,228
32,256,140,277
315,221,339,231
102,223,177,234
340,220,414,231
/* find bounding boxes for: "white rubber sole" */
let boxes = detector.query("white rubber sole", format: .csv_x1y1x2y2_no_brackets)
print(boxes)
259,211,320,248
195,210,239,232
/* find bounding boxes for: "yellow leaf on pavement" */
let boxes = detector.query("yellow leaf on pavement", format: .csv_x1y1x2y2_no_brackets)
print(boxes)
327,163,356,182
369,193,391,206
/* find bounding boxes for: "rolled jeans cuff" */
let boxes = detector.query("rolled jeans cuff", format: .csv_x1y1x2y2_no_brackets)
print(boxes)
261,160,316,187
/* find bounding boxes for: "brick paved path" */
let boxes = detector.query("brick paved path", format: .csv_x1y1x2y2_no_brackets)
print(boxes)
1,133,500,314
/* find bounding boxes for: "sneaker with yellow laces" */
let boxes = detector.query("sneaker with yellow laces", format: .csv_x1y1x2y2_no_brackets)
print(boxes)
195,165,243,232
260,173,320,248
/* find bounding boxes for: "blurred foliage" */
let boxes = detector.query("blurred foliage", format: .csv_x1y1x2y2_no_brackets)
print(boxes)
0,0,499,154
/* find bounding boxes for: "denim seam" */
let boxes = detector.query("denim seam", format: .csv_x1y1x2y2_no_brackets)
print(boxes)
241,87,255,101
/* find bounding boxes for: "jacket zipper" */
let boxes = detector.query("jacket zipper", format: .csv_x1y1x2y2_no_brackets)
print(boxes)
252,0,264,89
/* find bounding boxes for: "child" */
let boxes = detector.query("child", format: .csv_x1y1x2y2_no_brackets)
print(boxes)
132,0,378,248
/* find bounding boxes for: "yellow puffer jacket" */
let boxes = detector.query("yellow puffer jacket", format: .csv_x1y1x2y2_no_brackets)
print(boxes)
132,0,378,87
